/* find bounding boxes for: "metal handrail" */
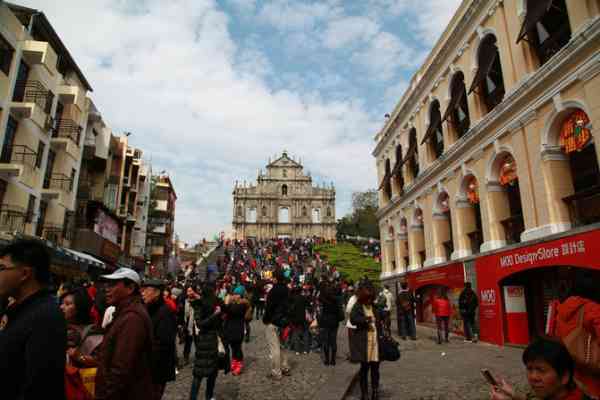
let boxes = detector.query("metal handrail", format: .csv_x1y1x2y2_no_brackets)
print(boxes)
13,80,52,113
0,204,26,233
53,119,82,145
0,144,38,168
42,224,65,245
46,173,73,192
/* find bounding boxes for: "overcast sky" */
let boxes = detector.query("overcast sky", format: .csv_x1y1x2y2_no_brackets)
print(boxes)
18,0,462,243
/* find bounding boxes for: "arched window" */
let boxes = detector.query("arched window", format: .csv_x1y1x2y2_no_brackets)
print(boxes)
462,175,484,254
262,206,267,217
246,207,257,223
279,207,290,223
408,128,419,178
379,159,393,201
282,184,288,196
326,207,332,217
393,144,404,195
283,169,287,178
236,206,242,217
302,206,307,217
492,154,524,244
312,208,321,223
469,34,505,112
437,192,453,259
422,100,444,159
413,208,425,266
557,109,600,225
443,72,470,139
516,0,571,65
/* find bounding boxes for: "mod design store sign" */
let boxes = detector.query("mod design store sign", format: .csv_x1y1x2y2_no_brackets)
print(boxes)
475,228,600,345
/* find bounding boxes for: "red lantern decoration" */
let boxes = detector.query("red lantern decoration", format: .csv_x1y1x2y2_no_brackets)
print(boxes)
560,110,591,154
499,156,517,186
466,177,479,204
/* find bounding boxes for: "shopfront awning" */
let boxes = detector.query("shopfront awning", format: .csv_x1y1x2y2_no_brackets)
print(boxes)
65,248,106,270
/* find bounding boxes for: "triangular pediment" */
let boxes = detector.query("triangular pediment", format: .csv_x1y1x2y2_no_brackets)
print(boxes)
266,151,302,168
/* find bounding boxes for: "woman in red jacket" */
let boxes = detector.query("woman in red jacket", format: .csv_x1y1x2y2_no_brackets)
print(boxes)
433,288,451,344
551,272,600,399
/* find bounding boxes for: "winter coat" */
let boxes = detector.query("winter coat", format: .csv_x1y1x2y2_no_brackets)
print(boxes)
349,302,382,363
396,289,415,315
222,300,247,343
552,296,600,398
458,288,478,316
191,297,221,378
289,294,308,326
319,296,343,329
96,295,154,400
433,297,451,317
147,298,177,384
263,283,289,327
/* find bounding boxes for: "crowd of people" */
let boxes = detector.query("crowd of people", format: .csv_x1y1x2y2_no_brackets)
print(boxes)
0,237,598,400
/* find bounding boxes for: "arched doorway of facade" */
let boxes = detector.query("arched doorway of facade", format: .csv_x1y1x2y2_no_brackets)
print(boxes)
413,284,461,334
433,191,453,261
410,208,426,267
469,33,505,114
545,107,600,227
456,174,484,255
398,217,409,272
489,152,525,244
498,266,600,345
393,144,404,196
444,71,470,141
387,225,396,273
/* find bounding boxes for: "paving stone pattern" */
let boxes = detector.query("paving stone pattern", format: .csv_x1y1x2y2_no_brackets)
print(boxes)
164,321,355,400
346,326,529,400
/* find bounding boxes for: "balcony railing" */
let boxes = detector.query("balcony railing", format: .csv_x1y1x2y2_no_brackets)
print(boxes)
13,80,52,114
563,185,600,227
0,204,26,234
501,214,525,245
42,224,66,246
44,173,73,192
468,230,483,255
52,119,82,146
0,144,37,168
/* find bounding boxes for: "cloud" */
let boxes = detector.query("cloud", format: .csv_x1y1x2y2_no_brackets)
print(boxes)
322,16,380,49
351,32,417,81
410,0,462,43
257,0,342,31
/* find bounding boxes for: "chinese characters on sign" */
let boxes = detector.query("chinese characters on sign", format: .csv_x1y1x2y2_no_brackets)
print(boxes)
499,240,586,268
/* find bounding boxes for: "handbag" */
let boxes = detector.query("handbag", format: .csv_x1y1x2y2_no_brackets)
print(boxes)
65,365,94,400
562,307,600,374
379,335,401,362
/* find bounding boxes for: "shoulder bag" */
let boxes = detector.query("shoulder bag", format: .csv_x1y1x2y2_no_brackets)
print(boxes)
562,307,600,374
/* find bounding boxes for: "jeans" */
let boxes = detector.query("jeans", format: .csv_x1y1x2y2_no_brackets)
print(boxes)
462,314,476,340
189,371,217,400
265,323,289,377
291,324,310,353
227,340,243,360
398,312,416,339
320,326,338,362
436,316,450,343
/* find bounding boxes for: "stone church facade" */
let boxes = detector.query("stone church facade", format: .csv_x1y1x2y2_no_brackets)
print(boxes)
232,152,336,240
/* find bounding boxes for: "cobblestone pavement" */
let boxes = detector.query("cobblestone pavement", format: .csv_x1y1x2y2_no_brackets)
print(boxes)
164,320,355,400
346,325,529,400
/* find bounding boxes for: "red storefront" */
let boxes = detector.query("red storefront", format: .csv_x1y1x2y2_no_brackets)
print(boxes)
407,262,466,334
476,228,600,346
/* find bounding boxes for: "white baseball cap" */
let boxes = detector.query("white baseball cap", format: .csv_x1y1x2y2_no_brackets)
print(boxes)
101,267,141,285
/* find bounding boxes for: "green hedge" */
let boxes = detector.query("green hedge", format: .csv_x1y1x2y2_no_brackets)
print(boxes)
315,242,381,283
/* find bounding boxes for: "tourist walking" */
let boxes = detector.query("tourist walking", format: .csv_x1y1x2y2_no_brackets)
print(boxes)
433,288,451,344
189,282,222,400
289,286,310,355
319,281,343,366
263,269,291,380
458,282,478,342
396,281,416,340
350,280,381,400
0,239,67,400
141,279,177,400
182,286,197,365
95,267,154,400
222,286,249,375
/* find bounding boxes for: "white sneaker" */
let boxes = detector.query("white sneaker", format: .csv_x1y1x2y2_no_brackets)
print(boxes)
296,352,300,355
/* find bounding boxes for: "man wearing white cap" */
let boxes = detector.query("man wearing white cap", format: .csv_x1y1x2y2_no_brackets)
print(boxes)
95,268,154,400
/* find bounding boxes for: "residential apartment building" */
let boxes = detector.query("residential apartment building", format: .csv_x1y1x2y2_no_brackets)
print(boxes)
148,174,177,276
0,2,161,278
0,3,90,248
373,0,600,346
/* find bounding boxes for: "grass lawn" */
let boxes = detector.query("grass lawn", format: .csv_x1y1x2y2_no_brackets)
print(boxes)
315,242,381,283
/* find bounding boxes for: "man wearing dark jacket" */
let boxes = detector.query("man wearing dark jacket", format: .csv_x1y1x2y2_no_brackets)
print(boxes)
262,270,290,379
0,239,67,400
96,268,154,400
141,279,177,400
396,281,417,340
458,282,479,342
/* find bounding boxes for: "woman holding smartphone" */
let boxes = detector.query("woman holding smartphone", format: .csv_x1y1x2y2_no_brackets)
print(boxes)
349,280,382,400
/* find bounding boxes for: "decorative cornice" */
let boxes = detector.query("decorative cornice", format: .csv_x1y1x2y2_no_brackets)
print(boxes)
376,19,600,222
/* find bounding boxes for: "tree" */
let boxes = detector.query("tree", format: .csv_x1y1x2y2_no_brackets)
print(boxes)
337,190,380,239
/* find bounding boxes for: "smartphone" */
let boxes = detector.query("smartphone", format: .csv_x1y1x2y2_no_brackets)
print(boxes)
481,369,498,386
